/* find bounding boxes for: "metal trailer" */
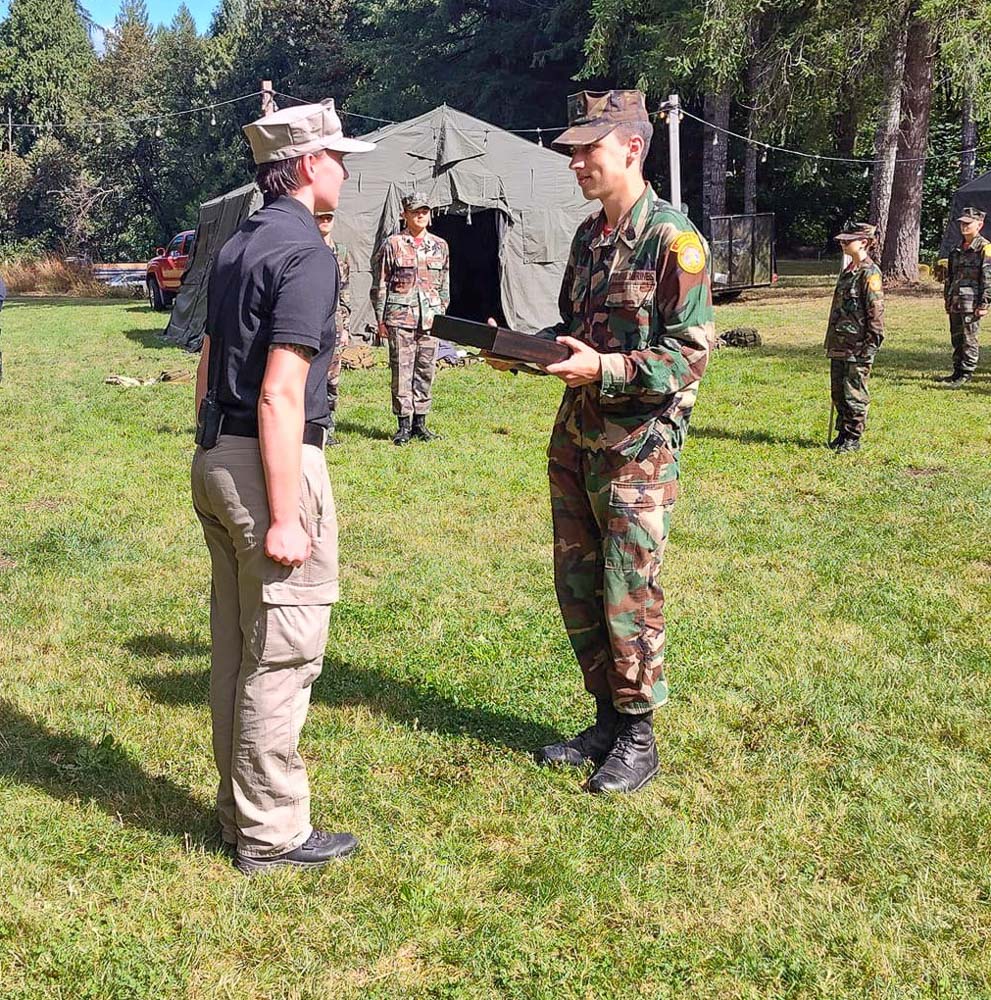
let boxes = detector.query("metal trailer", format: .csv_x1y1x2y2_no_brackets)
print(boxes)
708,212,776,302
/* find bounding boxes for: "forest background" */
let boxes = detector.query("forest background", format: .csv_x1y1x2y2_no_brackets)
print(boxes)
1,0,990,280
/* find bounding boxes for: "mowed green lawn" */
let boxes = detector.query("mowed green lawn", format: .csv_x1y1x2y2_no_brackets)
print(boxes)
0,292,989,1000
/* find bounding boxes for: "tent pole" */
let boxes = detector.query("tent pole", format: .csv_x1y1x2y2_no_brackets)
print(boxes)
667,93,682,210
261,80,274,117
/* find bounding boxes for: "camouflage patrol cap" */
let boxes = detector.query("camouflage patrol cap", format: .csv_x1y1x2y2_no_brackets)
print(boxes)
402,191,431,211
243,99,375,165
552,90,649,148
957,206,986,223
834,222,877,242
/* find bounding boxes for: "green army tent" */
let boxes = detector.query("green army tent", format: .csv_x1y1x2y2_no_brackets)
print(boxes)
939,170,991,258
165,104,589,350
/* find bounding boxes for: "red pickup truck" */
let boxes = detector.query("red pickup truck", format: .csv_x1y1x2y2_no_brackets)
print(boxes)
146,230,196,310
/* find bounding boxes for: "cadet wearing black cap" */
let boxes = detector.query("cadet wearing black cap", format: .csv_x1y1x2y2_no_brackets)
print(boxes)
940,206,991,386
191,99,374,875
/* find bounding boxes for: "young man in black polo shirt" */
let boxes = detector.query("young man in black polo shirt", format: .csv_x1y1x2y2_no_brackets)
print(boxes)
191,101,374,875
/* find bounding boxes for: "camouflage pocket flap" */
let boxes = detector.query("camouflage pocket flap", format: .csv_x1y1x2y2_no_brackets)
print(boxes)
609,479,677,510
605,270,656,308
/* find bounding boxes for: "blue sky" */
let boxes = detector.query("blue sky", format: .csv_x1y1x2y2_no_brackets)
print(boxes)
0,0,215,32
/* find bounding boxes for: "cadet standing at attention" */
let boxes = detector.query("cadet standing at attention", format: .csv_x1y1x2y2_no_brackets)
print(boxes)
825,222,885,454
940,206,991,386
371,191,450,445
191,101,374,875
316,210,351,446
491,91,714,794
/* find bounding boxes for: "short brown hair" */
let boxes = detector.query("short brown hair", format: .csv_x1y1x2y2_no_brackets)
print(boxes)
256,154,304,197
614,120,653,169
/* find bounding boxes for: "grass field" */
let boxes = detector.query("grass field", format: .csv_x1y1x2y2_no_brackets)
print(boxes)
1,292,989,999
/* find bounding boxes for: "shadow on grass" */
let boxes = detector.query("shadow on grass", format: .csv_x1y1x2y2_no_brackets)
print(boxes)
134,655,559,754
123,327,174,350
125,633,209,658
692,425,822,449
0,699,217,846
335,417,394,442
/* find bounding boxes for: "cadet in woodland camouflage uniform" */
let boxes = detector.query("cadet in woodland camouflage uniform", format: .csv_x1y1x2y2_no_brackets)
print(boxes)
491,91,714,795
371,192,450,445
825,222,884,454
939,206,991,386
317,211,351,446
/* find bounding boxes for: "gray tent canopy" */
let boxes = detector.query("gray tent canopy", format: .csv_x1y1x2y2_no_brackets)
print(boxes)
165,104,589,351
939,170,991,258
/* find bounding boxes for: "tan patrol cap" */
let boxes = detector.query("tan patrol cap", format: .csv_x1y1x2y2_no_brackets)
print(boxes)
957,206,986,223
243,99,375,165
553,90,649,148
834,221,877,242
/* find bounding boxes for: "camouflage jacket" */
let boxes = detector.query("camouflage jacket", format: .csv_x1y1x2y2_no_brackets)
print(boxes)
539,184,715,471
944,234,991,314
824,260,884,360
371,232,450,330
327,238,351,345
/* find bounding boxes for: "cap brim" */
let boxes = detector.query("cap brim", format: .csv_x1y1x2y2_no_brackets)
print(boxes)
322,136,376,154
404,203,430,211
834,233,867,241
957,215,981,223
551,122,617,149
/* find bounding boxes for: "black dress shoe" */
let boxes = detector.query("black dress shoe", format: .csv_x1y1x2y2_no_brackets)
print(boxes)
535,698,618,768
411,414,441,441
235,829,359,876
393,416,412,446
587,712,658,794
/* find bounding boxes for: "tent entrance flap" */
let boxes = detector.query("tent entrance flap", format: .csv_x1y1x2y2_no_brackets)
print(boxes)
430,210,506,325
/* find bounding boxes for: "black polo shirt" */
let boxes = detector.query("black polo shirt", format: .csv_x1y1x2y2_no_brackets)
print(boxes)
206,195,339,429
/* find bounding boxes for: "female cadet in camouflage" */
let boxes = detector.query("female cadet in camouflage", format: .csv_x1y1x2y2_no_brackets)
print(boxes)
940,206,991,386
317,211,351,446
491,90,714,795
824,222,884,454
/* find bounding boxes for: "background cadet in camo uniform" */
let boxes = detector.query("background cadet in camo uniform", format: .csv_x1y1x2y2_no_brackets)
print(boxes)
371,191,450,445
316,211,351,446
940,206,991,387
492,90,714,795
825,222,885,454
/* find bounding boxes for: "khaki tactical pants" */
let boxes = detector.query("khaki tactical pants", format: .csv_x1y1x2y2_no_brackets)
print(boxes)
387,324,437,417
191,436,338,858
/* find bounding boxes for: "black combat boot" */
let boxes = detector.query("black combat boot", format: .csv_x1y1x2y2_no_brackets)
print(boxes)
235,828,359,876
834,437,861,454
411,414,441,441
534,698,619,768
393,416,412,446
936,369,962,383
587,711,658,794
946,372,973,388
827,434,845,450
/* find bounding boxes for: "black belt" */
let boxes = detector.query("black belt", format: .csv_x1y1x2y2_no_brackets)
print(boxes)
222,416,326,450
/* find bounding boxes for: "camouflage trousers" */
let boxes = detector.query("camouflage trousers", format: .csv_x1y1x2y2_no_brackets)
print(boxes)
830,359,872,440
548,427,677,715
326,328,350,423
949,313,981,375
387,325,437,417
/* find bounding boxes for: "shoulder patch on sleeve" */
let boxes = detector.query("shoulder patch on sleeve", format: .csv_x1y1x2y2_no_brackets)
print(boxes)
868,273,883,292
983,244,991,257
670,231,706,274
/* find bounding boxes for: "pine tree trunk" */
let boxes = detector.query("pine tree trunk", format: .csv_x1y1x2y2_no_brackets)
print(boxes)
961,94,977,186
882,17,934,282
868,10,910,246
744,55,760,214
702,91,730,234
